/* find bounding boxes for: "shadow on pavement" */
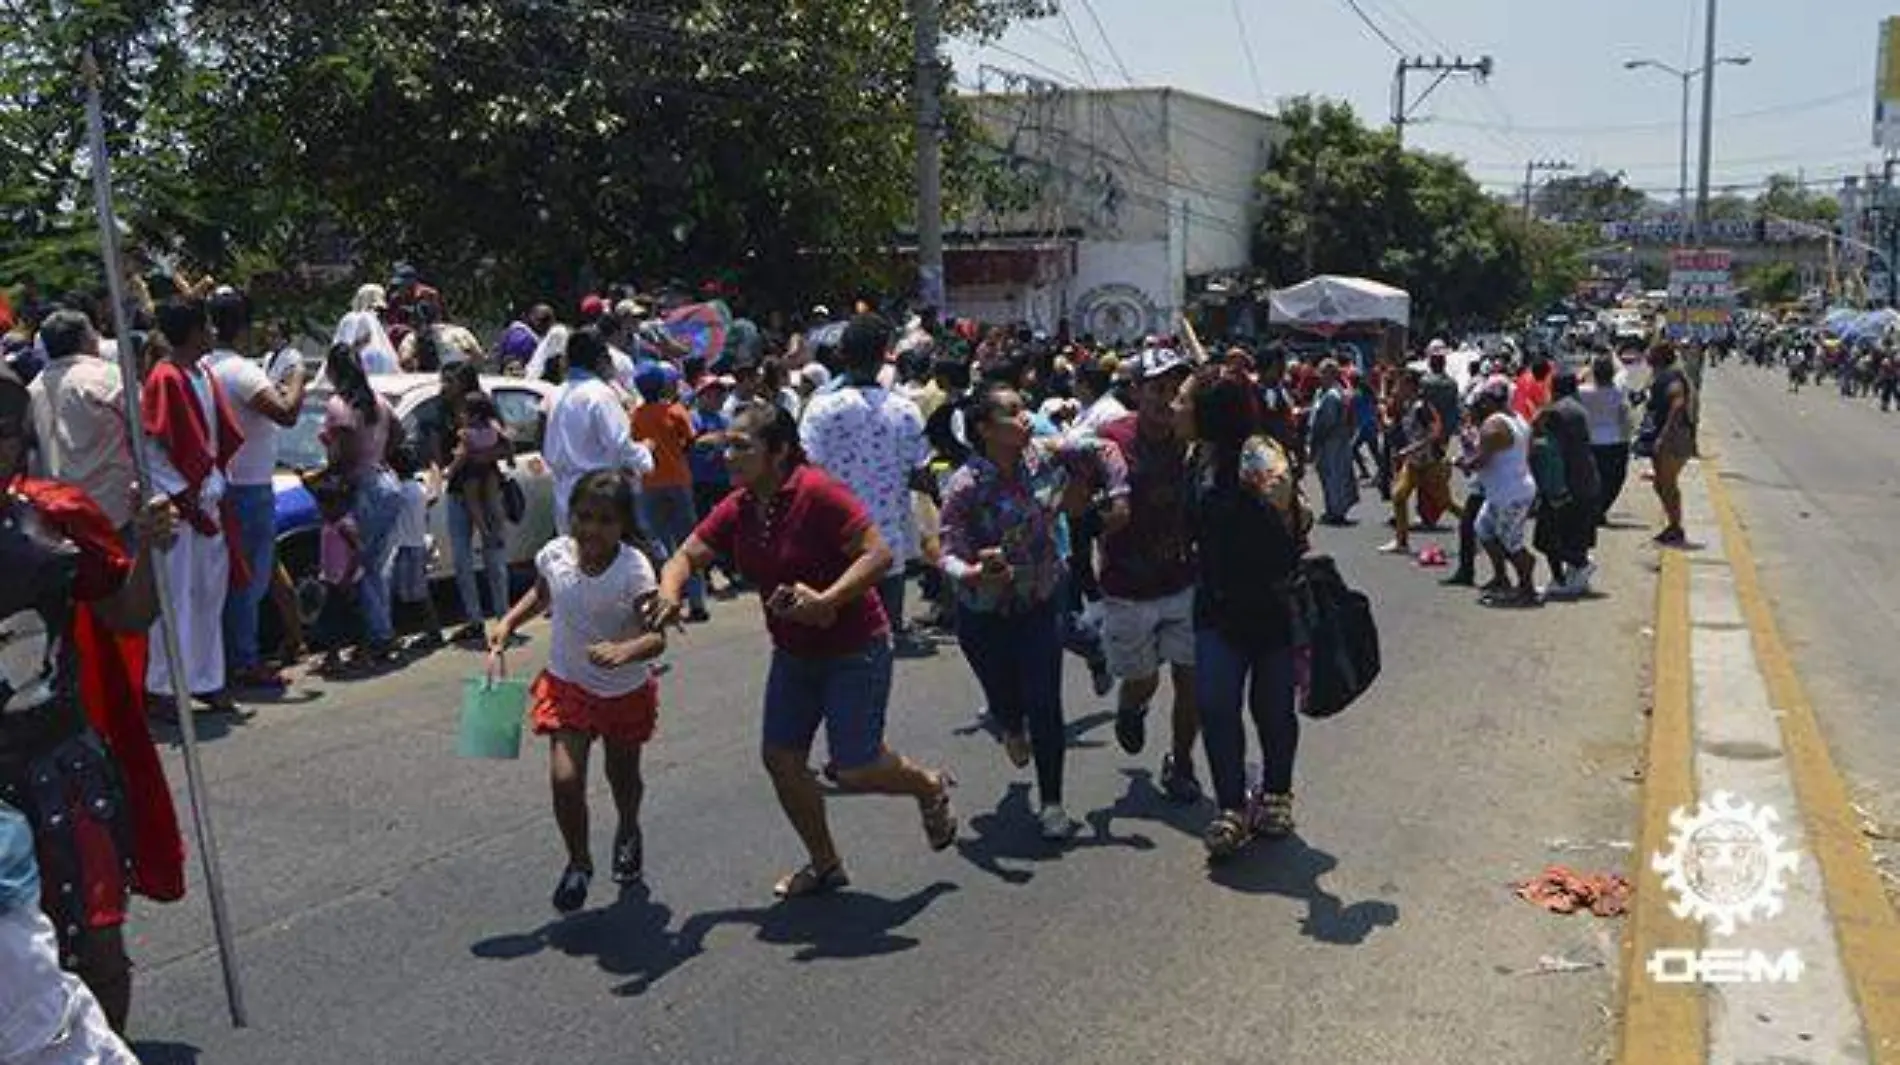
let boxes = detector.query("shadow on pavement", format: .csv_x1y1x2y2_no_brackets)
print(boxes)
1207,834,1400,946
469,880,959,997
955,782,1155,885
1088,767,1207,842
130,1041,202,1064
950,710,1116,752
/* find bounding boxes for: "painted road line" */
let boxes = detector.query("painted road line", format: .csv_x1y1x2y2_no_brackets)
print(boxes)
1618,543,1703,1065
1704,458,1900,1064
1681,480,1866,1064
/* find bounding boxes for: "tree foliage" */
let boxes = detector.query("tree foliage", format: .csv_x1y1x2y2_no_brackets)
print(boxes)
1534,170,1648,224
1,0,1050,316
1253,97,1540,335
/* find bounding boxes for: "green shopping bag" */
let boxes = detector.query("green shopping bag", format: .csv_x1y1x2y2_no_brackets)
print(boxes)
459,677,528,759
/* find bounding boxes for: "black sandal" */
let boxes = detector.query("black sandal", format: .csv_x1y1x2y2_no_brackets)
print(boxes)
773,862,849,899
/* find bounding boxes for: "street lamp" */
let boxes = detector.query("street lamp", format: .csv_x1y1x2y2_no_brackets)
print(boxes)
1623,54,1751,243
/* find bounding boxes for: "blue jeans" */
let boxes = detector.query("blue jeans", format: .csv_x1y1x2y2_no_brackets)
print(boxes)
351,470,403,644
876,572,907,633
1196,629,1299,811
638,485,702,611
222,484,276,672
445,494,508,623
762,641,892,770
957,600,1066,805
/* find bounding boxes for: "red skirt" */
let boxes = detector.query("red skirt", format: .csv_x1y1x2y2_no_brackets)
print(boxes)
530,672,658,746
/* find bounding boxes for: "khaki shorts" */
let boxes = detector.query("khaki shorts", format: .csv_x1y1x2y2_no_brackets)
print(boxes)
1100,587,1196,679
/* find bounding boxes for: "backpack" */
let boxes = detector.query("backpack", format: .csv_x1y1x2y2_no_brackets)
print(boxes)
1290,555,1380,719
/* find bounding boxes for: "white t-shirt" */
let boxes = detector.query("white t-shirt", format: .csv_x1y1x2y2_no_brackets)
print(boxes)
394,479,429,549
536,538,657,697
205,350,279,486
1476,413,1537,507
265,346,304,385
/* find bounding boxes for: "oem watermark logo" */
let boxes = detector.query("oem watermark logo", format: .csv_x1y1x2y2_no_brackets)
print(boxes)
1644,791,1804,985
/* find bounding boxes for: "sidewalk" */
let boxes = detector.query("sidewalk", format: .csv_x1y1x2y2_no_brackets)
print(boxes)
1618,453,1900,1065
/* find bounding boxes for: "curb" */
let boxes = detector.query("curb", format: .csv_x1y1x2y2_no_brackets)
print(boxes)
1701,456,1900,1063
1615,448,1900,1064
1616,543,1704,1065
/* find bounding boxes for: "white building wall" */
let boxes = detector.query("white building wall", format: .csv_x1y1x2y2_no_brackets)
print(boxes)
949,86,1279,332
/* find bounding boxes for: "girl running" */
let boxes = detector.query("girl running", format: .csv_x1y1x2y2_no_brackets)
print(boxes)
489,471,665,914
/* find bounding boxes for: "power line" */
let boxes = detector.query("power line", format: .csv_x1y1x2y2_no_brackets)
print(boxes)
1339,0,1405,55
1429,84,1873,137
1230,0,1269,111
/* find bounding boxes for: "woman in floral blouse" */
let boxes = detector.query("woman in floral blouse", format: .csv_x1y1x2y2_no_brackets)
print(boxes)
938,382,1129,840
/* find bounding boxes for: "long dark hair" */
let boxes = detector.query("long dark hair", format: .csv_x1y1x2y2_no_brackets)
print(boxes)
327,341,379,423
567,469,659,565
1190,366,1259,488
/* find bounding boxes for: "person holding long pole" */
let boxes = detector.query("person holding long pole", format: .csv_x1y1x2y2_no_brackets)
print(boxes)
0,366,185,1033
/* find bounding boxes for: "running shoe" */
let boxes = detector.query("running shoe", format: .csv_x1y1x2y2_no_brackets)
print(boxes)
552,865,592,913
1039,804,1080,841
1160,753,1203,804
612,830,643,885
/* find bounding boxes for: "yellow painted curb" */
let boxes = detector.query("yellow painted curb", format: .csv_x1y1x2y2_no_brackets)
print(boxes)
1616,546,1705,1065
1703,459,1900,1063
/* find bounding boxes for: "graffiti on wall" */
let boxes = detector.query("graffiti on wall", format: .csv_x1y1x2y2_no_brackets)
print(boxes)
1075,283,1160,343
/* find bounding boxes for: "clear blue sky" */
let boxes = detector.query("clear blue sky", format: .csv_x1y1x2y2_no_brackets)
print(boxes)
947,0,1894,200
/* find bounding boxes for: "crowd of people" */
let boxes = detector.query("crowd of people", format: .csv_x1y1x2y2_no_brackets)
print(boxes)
0,261,1709,1058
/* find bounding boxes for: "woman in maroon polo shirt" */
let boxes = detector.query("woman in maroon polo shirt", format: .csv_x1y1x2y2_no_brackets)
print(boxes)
651,402,957,899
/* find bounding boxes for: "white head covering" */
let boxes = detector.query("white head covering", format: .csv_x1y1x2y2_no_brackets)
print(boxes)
334,310,399,375
523,323,570,383
352,284,389,314
798,363,832,391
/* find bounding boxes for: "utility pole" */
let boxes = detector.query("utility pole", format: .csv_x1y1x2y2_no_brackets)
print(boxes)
1877,153,1892,305
1522,159,1573,221
1694,0,1718,246
1391,55,1494,148
912,0,945,314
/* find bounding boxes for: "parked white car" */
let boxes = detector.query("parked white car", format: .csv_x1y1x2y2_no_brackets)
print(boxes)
266,373,560,644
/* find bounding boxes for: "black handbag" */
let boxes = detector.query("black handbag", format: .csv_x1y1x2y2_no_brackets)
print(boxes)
1292,555,1381,719
500,474,527,524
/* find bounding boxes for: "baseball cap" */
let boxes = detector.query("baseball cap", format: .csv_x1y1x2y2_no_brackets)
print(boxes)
579,294,607,319
1129,347,1190,381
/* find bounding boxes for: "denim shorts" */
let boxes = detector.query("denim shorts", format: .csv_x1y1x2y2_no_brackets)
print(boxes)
762,640,893,770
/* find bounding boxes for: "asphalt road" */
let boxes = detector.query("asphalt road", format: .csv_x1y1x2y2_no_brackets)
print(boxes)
1693,366,1900,887
124,466,1660,1065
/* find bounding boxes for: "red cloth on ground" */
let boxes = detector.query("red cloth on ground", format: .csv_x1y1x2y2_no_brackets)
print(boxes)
140,359,249,586
19,479,186,904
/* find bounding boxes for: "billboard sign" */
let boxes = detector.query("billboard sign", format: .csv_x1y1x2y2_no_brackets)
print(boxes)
1877,18,1900,149
1666,249,1734,341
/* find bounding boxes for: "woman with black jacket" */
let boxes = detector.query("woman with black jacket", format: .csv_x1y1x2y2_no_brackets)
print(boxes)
1174,365,1313,860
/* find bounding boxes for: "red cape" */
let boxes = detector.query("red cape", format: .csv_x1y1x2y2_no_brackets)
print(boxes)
20,479,187,903
141,359,249,586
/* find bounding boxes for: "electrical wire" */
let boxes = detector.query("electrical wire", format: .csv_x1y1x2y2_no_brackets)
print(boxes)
1339,0,1405,56
1231,0,1269,111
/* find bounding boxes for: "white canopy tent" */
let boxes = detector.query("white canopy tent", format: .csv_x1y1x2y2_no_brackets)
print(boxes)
1268,275,1411,330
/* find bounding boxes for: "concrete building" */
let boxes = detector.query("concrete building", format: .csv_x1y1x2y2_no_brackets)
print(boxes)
943,81,1282,342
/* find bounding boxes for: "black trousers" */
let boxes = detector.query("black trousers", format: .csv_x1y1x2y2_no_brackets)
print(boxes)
1591,444,1630,524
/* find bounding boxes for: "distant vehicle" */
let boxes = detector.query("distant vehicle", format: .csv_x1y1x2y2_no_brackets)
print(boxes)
265,373,560,648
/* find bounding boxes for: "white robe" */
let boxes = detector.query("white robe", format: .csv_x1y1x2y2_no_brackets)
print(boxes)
144,370,230,697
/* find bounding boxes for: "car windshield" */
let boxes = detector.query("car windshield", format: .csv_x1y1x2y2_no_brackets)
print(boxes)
277,385,412,473
278,390,333,473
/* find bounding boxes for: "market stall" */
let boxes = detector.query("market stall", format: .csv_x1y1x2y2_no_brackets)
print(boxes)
1267,274,1411,369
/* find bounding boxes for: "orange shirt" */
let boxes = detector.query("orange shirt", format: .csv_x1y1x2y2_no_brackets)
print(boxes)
631,401,696,489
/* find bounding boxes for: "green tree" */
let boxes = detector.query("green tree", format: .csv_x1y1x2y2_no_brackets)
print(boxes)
1756,173,1839,225
1534,170,1650,224
3,0,1051,317
1739,260,1801,306
1253,96,1534,335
